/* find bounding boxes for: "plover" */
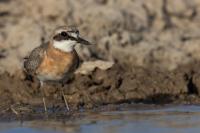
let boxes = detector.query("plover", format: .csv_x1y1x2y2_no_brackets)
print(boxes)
24,26,92,112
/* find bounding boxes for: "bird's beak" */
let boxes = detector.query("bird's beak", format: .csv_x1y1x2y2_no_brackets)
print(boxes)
77,36,92,45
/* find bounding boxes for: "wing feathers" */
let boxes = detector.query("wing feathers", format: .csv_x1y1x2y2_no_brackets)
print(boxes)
24,42,49,75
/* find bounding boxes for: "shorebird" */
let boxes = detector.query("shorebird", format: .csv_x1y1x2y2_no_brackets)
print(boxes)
23,26,92,112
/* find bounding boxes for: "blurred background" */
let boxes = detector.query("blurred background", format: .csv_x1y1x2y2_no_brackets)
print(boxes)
0,0,200,74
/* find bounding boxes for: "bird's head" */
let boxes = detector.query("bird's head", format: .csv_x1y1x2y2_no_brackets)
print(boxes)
51,26,92,52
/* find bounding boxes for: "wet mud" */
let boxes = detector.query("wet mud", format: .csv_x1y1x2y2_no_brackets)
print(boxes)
0,61,200,118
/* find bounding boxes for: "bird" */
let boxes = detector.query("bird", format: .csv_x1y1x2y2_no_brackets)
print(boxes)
23,26,92,112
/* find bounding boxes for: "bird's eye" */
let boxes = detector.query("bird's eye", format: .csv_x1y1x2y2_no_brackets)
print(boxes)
76,30,79,35
61,32,67,36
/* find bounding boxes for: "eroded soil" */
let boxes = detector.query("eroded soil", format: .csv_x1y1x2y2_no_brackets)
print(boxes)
0,61,200,118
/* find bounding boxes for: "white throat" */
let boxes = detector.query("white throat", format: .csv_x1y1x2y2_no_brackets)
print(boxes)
53,40,76,52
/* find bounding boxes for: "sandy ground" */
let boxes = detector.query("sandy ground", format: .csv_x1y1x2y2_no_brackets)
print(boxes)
1,0,200,116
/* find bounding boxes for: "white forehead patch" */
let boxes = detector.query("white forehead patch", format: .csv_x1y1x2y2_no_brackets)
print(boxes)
70,32,78,38
53,40,77,52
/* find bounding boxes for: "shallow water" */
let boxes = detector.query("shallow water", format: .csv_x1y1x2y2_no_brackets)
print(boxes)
1,105,200,133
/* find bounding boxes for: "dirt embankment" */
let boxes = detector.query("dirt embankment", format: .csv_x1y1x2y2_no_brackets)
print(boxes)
0,61,200,115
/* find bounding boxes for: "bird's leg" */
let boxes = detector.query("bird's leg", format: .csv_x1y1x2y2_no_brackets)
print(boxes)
40,81,47,112
61,84,69,111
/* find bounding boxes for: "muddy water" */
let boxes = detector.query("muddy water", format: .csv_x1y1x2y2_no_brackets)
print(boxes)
0,105,200,133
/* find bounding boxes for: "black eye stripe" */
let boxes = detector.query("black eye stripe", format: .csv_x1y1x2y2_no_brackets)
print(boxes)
68,36,77,41
53,31,78,41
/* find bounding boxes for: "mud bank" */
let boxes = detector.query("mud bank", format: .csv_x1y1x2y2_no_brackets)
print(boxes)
0,61,200,116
